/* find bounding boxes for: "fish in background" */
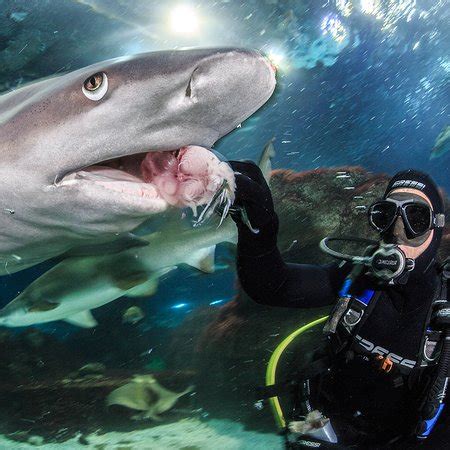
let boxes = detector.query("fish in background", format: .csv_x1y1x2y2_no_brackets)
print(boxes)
0,217,236,328
430,125,450,159
0,140,276,328
0,48,276,275
106,374,194,421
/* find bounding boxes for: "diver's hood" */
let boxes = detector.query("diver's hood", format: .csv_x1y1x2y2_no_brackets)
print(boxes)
382,169,445,281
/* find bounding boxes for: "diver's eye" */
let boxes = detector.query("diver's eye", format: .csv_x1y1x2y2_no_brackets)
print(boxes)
82,72,108,101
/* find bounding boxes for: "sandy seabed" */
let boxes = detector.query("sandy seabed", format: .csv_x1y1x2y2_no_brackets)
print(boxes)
0,418,283,449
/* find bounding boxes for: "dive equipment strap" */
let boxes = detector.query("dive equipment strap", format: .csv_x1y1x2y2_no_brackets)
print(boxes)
324,266,378,355
416,328,450,439
323,264,364,335
416,259,450,439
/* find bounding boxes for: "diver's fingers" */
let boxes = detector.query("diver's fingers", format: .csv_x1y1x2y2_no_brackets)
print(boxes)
233,173,272,206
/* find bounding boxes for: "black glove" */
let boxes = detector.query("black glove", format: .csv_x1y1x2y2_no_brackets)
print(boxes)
228,160,279,256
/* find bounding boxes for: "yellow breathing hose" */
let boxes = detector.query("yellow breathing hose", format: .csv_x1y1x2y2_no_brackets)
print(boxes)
265,315,329,429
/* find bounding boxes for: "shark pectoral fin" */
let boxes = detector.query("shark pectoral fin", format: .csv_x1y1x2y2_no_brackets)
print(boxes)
125,267,176,298
28,300,59,312
125,278,159,298
63,310,98,328
64,233,149,258
184,246,216,273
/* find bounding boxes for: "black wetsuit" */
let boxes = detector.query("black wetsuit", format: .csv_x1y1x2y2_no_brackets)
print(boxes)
236,234,447,448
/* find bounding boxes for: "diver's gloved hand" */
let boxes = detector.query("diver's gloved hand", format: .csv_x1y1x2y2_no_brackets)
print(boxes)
228,160,279,256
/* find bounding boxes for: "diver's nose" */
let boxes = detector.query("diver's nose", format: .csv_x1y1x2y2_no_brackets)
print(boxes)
392,215,406,239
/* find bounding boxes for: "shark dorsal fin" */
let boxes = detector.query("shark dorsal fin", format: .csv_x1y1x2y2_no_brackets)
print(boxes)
63,310,98,328
184,246,216,273
258,137,276,184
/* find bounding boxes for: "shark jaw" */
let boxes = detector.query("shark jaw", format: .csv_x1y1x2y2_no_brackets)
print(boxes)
42,47,275,222
57,144,235,218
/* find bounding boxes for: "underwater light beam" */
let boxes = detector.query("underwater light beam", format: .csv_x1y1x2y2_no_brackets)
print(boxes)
266,49,287,71
360,0,380,15
321,15,348,44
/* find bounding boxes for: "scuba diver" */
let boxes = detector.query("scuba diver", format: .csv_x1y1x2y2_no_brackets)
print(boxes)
228,162,450,448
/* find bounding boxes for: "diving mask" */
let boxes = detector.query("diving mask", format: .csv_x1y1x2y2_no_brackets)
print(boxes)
368,198,445,239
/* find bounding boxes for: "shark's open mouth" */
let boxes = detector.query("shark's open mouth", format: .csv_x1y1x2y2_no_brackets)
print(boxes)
60,145,235,222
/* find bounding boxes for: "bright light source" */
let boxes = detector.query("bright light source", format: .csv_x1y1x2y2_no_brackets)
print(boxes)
170,5,199,34
267,50,284,67
336,0,353,17
361,0,379,15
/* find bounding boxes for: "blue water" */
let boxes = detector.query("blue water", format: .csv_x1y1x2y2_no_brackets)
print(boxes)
0,0,449,447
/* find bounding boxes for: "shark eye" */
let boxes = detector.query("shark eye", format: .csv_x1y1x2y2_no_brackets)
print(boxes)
82,72,108,101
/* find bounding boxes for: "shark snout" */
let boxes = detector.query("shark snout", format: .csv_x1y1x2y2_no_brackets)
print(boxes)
189,49,276,136
202,48,276,96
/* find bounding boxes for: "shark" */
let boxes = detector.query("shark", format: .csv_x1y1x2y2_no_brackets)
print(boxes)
0,140,276,328
430,125,450,160
0,215,237,328
0,48,276,275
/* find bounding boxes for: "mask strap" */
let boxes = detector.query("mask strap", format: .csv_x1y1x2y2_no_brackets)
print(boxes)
434,214,445,228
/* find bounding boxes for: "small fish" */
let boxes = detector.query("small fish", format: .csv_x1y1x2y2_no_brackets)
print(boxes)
122,306,145,325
